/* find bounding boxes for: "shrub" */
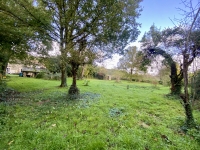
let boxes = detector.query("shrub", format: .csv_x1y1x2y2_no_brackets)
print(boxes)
191,71,200,100
52,74,61,80
95,73,105,80
44,74,51,80
187,128,200,143
0,80,7,101
83,80,90,86
35,72,45,79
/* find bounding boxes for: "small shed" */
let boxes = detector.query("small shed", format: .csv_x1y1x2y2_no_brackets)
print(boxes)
21,67,46,77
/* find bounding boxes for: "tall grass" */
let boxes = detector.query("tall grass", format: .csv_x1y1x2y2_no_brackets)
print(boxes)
0,75,200,149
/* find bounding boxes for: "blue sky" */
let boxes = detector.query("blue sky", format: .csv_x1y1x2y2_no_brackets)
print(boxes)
136,0,199,41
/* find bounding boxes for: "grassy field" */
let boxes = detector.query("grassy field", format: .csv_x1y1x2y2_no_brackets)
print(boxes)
1,75,200,149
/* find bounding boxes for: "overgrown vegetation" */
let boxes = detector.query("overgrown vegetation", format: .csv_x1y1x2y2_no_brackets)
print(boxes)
1,76,200,149
0,79,7,101
191,71,200,100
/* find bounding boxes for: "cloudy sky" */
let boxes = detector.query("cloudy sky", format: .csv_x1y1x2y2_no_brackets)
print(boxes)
104,0,199,69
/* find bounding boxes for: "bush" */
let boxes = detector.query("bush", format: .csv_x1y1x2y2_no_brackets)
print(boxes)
83,80,90,86
191,71,200,100
35,73,61,80
95,73,105,80
35,72,45,79
52,74,61,80
0,80,7,102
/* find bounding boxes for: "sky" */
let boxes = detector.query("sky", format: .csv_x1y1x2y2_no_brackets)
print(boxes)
136,0,194,41
104,0,199,69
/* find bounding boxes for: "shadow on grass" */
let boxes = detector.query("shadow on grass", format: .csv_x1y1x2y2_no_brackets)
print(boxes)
0,88,101,109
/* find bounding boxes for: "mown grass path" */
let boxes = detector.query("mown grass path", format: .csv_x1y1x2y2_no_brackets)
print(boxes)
0,76,200,149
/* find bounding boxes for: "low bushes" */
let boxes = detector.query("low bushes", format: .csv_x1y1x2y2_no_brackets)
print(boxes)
0,79,7,101
36,72,61,80
191,72,200,100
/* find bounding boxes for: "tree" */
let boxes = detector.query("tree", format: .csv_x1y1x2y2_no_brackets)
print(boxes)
1,0,142,95
141,1,200,128
117,46,143,80
140,25,184,95
163,0,200,127
77,64,96,79
167,27,200,128
146,48,183,95
42,56,61,73
42,0,142,96
0,0,52,76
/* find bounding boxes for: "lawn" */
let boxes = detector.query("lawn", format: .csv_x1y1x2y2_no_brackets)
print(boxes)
1,75,200,149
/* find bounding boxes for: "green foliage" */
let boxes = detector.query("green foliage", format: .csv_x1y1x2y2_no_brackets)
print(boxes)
52,74,61,80
191,71,200,100
140,24,162,48
35,73,61,80
33,0,142,88
187,128,200,143
35,72,46,79
0,80,7,101
0,0,52,75
95,73,106,80
42,56,61,73
118,46,144,74
83,80,90,86
158,67,171,86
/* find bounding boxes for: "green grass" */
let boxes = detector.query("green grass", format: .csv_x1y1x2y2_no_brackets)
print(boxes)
1,75,200,149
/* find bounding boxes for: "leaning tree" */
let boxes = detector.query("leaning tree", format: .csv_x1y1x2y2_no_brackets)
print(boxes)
145,47,183,95
140,25,183,95
165,0,200,128
141,1,200,128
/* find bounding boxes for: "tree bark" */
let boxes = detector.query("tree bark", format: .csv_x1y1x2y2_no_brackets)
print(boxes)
60,65,67,87
0,58,9,76
170,62,183,95
181,54,195,128
148,48,183,95
68,62,80,96
59,24,67,87
81,65,85,79
130,68,133,81
1,62,7,76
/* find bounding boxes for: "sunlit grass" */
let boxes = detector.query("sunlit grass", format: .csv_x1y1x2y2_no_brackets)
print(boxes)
0,75,200,149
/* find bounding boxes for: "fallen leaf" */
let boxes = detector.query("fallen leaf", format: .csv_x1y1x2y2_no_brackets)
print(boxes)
8,140,14,145
52,124,56,127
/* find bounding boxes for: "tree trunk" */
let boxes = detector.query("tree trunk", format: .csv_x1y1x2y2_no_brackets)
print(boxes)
68,63,80,96
170,62,177,94
130,68,133,81
3,62,8,76
60,65,67,87
181,55,195,128
185,102,194,127
81,65,85,79
170,62,182,95
59,23,67,87
0,60,9,77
